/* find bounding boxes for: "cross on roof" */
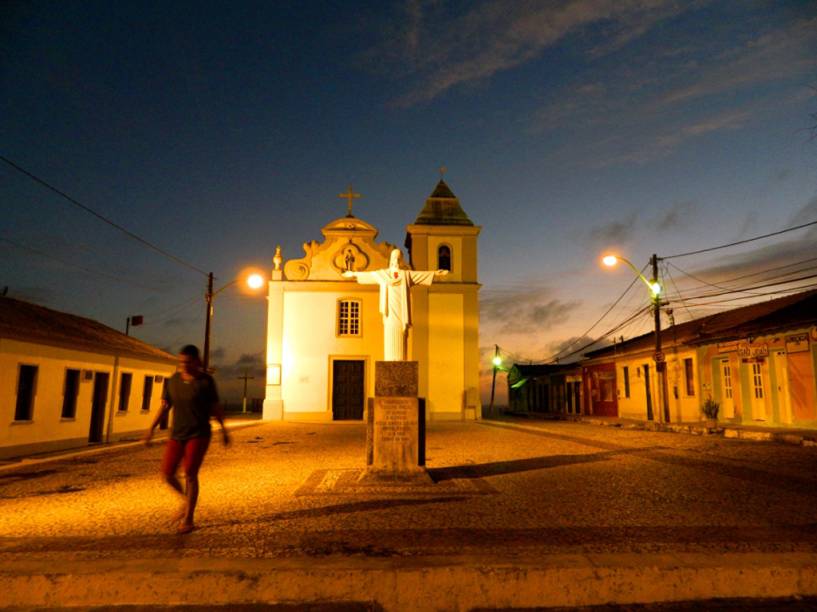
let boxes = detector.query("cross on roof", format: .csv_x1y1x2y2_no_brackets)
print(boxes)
439,165,447,178
338,184,361,217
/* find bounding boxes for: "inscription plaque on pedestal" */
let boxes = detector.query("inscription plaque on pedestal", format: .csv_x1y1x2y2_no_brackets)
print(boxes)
371,396,420,471
361,361,429,484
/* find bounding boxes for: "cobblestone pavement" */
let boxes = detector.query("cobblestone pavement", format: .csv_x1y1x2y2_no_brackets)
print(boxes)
1,418,816,561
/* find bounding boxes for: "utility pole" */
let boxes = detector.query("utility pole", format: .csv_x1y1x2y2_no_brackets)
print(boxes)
651,254,670,423
125,315,143,336
203,272,214,372
489,344,499,416
237,370,255,413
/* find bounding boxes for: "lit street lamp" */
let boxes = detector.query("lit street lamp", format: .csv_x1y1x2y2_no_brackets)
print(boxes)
602,253,670,423
203,271,266,371
489,345,502,416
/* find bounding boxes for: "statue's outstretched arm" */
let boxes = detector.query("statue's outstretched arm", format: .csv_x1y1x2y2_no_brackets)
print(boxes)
343,270,381,284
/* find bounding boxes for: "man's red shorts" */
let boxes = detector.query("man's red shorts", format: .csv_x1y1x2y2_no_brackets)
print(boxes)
161,436,210,479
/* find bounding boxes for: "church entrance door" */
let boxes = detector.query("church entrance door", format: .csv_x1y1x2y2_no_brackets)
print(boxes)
332,360,364,420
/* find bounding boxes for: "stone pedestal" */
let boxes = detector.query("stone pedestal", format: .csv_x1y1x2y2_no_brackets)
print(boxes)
361,361,429,484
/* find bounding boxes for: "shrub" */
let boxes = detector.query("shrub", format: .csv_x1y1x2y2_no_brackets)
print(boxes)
702,397,720,419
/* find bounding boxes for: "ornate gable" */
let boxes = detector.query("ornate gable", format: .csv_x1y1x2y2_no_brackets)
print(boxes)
283,215,397,281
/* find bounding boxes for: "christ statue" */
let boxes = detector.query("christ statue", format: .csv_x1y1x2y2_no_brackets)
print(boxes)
343,248,448,361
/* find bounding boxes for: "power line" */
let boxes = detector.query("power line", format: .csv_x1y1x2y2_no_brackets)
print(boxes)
0,235,169,292
666,261,770,298
666,271,817,302
680,282,817,307
1,155,209,277
662,219,817,260
545,264,648,363
548,304,653,364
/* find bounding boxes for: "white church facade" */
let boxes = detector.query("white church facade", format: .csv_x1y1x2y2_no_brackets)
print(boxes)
263,179,481,421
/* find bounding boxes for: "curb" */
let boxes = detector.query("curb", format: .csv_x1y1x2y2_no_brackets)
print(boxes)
576,417,817,447
0,419,263,472
1,553,815,611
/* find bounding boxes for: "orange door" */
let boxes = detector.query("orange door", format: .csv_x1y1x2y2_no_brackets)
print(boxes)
789,352,816,422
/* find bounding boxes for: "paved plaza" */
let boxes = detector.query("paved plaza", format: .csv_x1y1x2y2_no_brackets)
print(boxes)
1,418,816,609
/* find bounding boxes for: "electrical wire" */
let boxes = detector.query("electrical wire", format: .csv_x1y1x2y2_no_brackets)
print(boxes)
665,261,769,298
663,262,694,322
545,263,649,363
1,155,209,277
664,271,817,302
678,282,817,308
548,304,653,364
662,219,817,260
0,236,170,293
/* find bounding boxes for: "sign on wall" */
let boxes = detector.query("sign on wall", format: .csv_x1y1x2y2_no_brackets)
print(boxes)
737,341,768,358
785,333,810,354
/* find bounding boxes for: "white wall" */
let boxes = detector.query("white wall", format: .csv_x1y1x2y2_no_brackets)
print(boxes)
281,287,381,415
0,338,174,456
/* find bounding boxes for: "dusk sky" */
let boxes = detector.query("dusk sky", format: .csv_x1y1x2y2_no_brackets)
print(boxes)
2,1,816,401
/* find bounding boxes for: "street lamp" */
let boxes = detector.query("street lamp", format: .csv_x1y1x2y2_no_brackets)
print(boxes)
489,345,502,416
602,253,669,423
203,270,266,371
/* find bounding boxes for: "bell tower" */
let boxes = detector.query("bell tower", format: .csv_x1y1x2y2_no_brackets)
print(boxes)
405,178,481,419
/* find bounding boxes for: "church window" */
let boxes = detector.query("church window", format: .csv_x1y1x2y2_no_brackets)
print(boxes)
438,245,452,271
337,299,361,337
15,364,38,421
118,372,132,412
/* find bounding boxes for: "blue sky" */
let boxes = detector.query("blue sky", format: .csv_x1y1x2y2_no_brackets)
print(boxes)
2,1,815,400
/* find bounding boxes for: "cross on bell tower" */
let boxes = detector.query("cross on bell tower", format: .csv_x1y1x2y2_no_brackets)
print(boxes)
338,184,361,217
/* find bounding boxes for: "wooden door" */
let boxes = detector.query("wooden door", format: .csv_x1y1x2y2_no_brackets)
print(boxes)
89,372,109,443
587,364,618,417
643,364,654,421
749,360,767,420
773,351,792,424
789,351,817,422
332,360,364,420
720,358,735,419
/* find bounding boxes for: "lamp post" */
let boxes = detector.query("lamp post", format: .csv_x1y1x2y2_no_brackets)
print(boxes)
602,253,669,423
203,271,265,372
489,345,502,416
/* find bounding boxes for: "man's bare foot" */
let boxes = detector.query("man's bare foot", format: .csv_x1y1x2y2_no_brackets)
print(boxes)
171,505,186,525
177,522,195,534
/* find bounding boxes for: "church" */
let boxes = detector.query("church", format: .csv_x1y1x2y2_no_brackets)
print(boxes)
263,179,481,421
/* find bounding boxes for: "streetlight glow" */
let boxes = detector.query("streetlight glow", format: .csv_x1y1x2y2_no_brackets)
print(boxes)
649,281,662,297
247,273,264,290
602,255,618,267
492,355,503,367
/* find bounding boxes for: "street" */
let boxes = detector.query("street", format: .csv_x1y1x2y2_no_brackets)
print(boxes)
1,418,816,609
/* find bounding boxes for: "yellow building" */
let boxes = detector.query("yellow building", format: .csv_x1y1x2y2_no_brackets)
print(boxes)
263,180,481,421
0,297,176,459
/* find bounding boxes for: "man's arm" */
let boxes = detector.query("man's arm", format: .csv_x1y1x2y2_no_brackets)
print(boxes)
212,401,230,446
143,400,171,445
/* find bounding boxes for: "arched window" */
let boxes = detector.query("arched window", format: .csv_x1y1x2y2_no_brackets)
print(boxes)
437,245,451,271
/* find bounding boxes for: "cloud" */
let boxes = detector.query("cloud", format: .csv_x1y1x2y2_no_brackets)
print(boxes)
374,0,696,107
788,194,817,227
545,334,602,362
652,200,696,232
656,18,817,107
685,196,817,282
589,211,639,244
596,107,753,166
212,351,265,380
586,202,692,246
481,286,580,335
530,15,816,166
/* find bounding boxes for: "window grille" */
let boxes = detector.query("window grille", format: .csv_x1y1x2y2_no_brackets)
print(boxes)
338,299,361,336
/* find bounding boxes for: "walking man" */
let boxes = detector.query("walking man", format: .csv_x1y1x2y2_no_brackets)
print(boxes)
144,344,229,533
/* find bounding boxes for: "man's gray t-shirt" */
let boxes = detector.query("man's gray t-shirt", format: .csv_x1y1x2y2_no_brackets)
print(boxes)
162,372,219,441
